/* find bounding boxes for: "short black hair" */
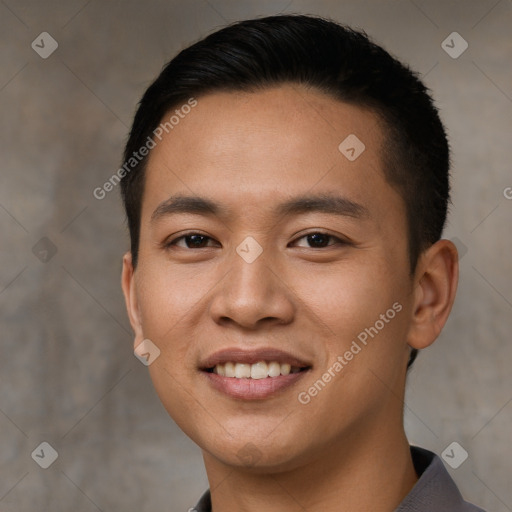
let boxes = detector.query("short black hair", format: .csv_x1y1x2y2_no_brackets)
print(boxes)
120,14,451,369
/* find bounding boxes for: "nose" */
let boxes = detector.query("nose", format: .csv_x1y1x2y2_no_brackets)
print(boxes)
209,247,295,330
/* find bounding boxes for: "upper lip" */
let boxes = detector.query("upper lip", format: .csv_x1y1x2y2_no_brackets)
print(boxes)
199,347,312,370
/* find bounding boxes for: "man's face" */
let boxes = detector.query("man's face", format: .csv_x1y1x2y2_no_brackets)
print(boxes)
124,85,416,471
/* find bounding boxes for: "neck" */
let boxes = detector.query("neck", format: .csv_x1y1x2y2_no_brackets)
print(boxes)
202,421,418,512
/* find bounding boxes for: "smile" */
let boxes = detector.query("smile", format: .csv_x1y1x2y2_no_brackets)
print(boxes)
200,347,312,399
207,361,307,379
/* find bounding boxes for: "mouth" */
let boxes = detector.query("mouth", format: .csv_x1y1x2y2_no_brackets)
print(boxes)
199,348,312,400
204,361,309,378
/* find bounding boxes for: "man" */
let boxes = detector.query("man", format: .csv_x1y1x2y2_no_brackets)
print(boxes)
120,14,485,511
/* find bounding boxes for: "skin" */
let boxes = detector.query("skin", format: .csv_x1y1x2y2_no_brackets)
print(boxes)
122,84,458,511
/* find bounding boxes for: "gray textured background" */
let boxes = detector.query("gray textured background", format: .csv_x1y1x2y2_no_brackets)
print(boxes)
1,1,511,511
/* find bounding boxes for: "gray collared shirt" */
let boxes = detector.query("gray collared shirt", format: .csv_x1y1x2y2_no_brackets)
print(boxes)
191,446,486,511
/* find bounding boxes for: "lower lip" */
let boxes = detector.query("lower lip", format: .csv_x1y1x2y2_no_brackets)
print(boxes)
202,370,310,400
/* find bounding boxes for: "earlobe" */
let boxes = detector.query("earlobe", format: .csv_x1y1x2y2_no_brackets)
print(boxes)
407,239,459,350
121,252,145,347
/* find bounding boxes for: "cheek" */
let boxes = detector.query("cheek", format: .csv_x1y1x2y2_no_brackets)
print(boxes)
133,263,211,393
291,265,410,425
289,261,404,346
288,259,412,403
134,263,209,434
135,262,212,340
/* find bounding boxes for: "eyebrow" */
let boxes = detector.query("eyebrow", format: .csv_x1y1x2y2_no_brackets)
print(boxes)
275,194,369,219
151,195,225,222
151,193,369,223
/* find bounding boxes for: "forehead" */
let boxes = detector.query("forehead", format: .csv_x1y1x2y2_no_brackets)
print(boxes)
141,84,399,223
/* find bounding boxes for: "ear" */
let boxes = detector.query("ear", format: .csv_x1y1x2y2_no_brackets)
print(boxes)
121,252,144,349
407,239,459,350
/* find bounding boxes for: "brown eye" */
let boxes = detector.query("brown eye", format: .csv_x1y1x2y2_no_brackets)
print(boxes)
293,232,344,248
305,233,331,248
166,233,219,249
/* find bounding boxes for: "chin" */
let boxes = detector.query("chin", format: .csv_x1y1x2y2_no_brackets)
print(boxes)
200,431,313,473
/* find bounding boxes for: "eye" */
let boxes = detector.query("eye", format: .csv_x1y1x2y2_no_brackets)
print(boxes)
165,233,219,249
291,232,346,248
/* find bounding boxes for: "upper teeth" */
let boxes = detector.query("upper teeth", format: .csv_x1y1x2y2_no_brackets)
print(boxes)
213,361,301,379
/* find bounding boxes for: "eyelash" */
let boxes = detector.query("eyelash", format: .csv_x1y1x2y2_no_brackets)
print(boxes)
163,231,348,250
